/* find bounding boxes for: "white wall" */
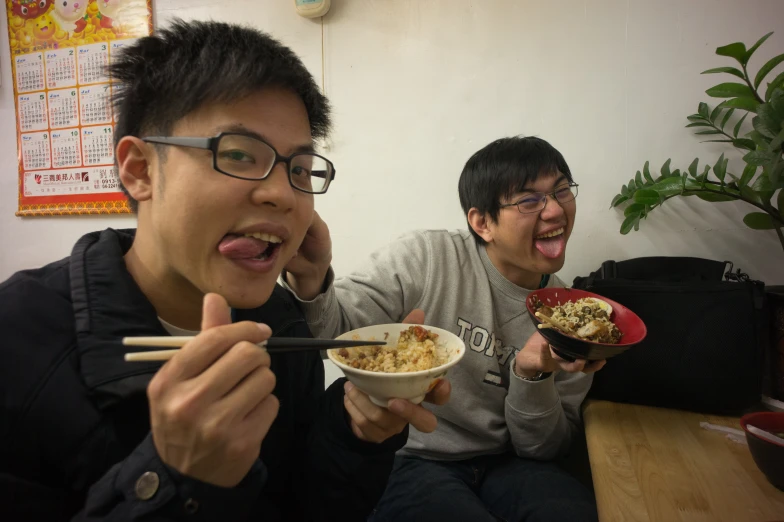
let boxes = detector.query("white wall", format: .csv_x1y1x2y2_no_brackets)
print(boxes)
1,0,782,284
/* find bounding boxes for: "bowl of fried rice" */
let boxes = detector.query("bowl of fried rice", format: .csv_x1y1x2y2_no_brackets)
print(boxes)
327,324,466,406
526,288,647,361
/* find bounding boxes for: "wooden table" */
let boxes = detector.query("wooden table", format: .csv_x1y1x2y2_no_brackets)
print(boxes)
583,400,784,522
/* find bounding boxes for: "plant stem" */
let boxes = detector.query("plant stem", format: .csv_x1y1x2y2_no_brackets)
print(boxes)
742,64,765,104
774,226,784,254
701,180,784,221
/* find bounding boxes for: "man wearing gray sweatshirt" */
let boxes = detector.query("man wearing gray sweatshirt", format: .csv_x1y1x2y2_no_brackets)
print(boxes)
283,137,603,521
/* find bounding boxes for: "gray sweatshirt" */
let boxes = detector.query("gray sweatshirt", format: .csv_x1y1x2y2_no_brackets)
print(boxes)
285,229,592,461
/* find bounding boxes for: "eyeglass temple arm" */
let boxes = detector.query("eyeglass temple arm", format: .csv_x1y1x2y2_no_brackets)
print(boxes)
143,136,213,150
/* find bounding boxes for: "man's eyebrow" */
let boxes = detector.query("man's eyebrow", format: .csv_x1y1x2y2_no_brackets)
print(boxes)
209,124,315,154
514,174,570,196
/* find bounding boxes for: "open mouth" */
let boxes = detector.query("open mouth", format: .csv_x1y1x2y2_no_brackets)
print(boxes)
218,231,284,269
243,231,283,261
535,227,564,240
533,227,566,259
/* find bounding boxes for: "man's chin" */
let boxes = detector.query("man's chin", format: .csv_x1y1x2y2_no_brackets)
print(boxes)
533,252,566,274
220,279,278,310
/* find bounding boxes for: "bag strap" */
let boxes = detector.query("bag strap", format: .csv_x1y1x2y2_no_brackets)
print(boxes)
611,257,727,281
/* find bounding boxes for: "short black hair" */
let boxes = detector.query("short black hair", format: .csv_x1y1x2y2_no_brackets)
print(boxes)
458,136,573,244
109,19,331,212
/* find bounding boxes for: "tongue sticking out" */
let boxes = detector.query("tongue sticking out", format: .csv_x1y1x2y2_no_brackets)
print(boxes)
534,235,565,259
218,235,270,260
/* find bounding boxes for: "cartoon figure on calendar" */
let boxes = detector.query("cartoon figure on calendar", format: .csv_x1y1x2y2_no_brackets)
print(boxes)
32,13,56,43
7,0,150,52
11,0,53,20
95,0,119,29
51,0,89,34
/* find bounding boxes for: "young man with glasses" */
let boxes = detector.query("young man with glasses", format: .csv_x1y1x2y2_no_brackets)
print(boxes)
0,20,447,522
284,136,604,521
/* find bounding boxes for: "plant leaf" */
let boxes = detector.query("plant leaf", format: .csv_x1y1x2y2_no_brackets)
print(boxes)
719,97,760,113
766,73,784,101
747,130,771,148
650,177,684,197
739,164,757,187
743,212,778,230
620,184,629,197
620,214,639,235
720,107,736,130
643,161,654,184
744,150,774,166
714,153,727,182
661,158,672,178
697,192,737,202
755,53,784,89
744,32,774,65
752,173,775,202
695,130,723,135
688,158,699,179
686,122,714,128
753,115,777,139
702,66,745,79
624,203,646,217
707,83,756,99
710,105,723,123
611,194,629,208
733,112,749,137
733,138,757,151
688,114,707,122
756,103,783,137
635,171,644,188
698,102,710,119
741,185,762,204
633,189,661,205
716,42,747,64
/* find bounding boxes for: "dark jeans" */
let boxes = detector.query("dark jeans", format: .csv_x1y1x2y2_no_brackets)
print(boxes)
370,453,598,522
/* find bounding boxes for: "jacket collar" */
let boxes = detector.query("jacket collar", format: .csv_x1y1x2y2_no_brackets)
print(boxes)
71,228,167,409
70,228,308,410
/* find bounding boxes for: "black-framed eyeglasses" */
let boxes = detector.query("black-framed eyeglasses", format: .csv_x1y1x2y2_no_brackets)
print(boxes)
499,183,579,214
142,132,336,194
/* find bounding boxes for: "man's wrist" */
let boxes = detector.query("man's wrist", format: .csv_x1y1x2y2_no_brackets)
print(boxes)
285,266,330,301
512,359,551,381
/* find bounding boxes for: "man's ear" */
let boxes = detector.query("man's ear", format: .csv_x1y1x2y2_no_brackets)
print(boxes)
467,208,494,243
116,136,154,204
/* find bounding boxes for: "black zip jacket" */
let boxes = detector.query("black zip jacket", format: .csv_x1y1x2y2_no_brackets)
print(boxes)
0,228,405,521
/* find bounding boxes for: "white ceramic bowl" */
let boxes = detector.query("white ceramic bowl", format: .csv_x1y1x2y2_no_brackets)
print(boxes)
327,324,466,406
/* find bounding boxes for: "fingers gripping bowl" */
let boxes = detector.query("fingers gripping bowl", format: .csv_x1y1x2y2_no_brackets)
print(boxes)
327,324,466,407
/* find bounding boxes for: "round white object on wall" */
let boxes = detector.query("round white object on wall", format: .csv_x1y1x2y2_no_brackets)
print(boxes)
294,0,331,18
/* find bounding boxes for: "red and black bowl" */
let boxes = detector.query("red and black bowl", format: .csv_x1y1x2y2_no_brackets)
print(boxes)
740,411,784,491
525,287,647,361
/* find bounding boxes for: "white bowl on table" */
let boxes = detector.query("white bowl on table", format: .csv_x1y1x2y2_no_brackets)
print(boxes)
327,324,466,407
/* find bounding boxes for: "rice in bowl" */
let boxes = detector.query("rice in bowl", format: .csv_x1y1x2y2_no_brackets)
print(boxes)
332,326,447,373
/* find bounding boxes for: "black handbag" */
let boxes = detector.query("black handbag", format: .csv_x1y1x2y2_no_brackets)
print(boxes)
573,257,768,414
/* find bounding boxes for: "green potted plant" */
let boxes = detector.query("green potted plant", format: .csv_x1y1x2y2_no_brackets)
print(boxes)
611,32,784,253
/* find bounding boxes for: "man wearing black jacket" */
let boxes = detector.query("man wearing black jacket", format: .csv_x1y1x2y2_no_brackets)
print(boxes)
0,20,449,521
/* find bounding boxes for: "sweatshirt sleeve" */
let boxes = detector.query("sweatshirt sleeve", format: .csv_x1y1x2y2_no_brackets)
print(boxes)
281,231,432,338
504,363,593,460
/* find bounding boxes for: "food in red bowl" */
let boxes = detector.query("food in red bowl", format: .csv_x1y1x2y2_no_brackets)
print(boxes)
740,411,784,491
526,287,647,361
